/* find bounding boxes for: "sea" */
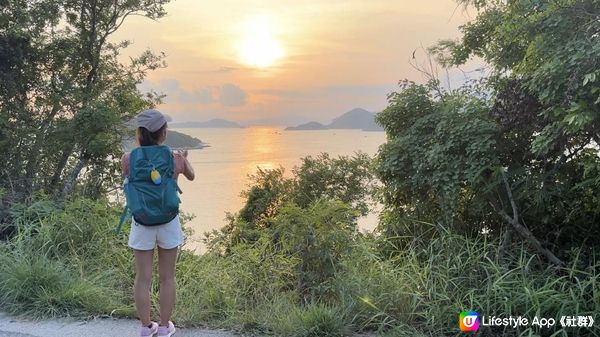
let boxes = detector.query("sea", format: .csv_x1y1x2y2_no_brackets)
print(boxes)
171,127,387,253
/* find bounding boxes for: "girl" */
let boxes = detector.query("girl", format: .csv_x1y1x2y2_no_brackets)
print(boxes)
121,109,195,337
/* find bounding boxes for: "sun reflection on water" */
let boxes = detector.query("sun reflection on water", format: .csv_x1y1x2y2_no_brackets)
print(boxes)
244,127,281,172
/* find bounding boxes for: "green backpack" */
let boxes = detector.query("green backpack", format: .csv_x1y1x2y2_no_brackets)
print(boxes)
115,145,181,234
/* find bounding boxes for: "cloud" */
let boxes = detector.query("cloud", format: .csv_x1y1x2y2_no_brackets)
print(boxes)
139,80,249,112
190,66,239,74
139,79,214,105
179,88,213,104
253,83,398,100
219,83,246,106
218,66,238,73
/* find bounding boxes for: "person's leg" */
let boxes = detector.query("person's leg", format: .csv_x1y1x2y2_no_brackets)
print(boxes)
134,249,154,326
157,246,178,326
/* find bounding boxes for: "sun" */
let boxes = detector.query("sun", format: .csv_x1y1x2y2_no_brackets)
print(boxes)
238,15,283,68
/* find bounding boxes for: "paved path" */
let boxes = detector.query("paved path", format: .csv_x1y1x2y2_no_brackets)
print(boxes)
0,313,236,337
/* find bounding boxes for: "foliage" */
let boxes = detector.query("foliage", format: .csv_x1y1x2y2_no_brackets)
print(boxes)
173,238,298,326
0,252,118,317
0,0,167,208
2,198,598,336
375,0,600,261
292,152,376,216
434,0,600,204
238,167,292,227
206,152,375,251
285,304,348,337
271,200,358,304
460,0,600,157
0,197,134,318
368,225,600,337
374,80,501,248
202,154,373,307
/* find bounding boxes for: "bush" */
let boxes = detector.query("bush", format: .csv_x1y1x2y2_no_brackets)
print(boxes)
332,236,418,332
208,153,376,253
292,304,348,337
272,200,358,305
1,183,598,337
0,252,120,318
345,224,600,336
0,197,134,318
173,239,297,326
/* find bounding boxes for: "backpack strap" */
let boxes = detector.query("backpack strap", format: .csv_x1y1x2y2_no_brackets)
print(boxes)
128,147,146,179
130,145,175,179
115,205,131,235
116,158,133,236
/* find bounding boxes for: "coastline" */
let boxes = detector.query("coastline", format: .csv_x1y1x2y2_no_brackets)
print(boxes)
170,143,210,151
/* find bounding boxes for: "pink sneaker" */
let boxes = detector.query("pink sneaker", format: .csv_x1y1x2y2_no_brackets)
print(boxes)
158,321,176,337
140,322,158,337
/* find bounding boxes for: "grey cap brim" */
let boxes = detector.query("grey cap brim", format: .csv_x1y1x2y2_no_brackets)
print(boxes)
137,109,167,132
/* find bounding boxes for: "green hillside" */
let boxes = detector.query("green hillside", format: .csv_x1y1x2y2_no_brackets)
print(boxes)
165,130,207,149
123,130,207,151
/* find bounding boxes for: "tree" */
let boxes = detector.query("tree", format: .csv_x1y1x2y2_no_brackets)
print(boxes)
0,0,167,204
438,0,600,157
272,200,357,305
449,0,600,262
292,152,376,216
375,0,600,265
375,80,501,249
205,153,375,254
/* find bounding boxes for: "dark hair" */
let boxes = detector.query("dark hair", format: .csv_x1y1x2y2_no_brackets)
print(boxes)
136,123,167,146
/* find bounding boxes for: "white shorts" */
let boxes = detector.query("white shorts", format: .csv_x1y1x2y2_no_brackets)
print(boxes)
128,215,184,251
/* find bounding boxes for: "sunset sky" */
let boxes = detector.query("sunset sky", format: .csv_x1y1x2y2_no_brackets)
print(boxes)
112,0,478,126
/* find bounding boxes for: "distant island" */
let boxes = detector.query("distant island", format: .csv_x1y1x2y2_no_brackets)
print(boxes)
285,108,384,131
284,121,328,131
166,130,209,149
124,130,208,151
170,118,244,128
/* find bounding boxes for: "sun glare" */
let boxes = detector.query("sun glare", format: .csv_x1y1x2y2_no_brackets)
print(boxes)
238,15,283,68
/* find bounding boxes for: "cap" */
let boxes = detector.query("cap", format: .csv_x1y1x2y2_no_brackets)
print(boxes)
136,109,167,132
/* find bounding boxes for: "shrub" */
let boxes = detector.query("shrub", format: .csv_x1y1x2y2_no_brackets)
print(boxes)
349,224,600,336
1,185,598,337
0,252,121,318
293,304,348,337
272,200,358,305
0,197,133,318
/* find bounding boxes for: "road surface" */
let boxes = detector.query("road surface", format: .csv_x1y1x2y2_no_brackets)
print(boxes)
0,313,235,337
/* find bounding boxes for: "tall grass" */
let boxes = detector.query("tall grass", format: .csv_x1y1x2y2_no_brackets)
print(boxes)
333,226,599,336
0,252,119,317
0,198,135,318
0,198,598,336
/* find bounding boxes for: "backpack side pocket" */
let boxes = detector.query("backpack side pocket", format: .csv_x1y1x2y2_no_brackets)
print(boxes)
124,180,142,218
163,178,181,212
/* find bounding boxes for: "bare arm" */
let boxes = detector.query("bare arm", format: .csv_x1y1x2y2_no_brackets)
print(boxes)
181,150,195,181
121,154,129,177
